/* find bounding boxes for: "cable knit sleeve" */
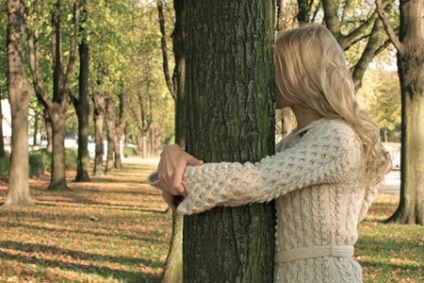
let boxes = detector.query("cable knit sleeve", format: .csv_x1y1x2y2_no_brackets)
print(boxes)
177,120,363,215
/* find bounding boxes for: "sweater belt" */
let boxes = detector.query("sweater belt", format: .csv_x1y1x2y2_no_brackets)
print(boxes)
275,245,354,263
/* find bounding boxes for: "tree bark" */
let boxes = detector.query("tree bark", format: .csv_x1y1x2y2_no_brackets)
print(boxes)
92,92,105,176
0,99,6,158
3,0,34,206
182,1,276,281
43,109,53,152
105,100,115,172
74,0,91,182
379,0,424,225
48,105,69,190
160,1,185,282
114,89,125,169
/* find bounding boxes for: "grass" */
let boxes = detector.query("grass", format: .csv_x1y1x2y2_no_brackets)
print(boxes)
0,162,171,283
0,161,423,282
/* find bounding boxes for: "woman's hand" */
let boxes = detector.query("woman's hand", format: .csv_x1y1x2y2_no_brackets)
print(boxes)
158,144,203,209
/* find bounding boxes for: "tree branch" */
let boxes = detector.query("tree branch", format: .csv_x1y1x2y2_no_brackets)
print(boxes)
26,0,52,110
341,11,378,50
375,0,404,55
63,1,79,99
157,0,175,99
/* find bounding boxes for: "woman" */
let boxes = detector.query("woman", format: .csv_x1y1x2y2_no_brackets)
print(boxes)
152,24,391,282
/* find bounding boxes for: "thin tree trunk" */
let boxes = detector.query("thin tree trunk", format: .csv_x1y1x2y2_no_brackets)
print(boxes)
160,1,184,281
93,92,105,176
32,112,39,146
114,89,125,169
3,0,34,206
0,100,6,158
114,128,123,169
105,104,115,172
44,109,53,152
182,1,276,281
74,0,91,182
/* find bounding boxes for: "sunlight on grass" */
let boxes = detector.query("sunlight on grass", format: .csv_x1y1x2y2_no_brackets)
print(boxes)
1,163,423,282
357,193,424,283
0,162,171,283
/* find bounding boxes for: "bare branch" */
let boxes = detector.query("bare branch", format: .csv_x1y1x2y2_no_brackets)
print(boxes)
341,11,378,50
63,1,79,99
26,0,52,109
157,0,175,99
375,0,404,55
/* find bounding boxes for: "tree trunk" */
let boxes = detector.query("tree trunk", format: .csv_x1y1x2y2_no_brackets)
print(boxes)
383,0,424,225
3,0,34,206
114,89,125,169
43,109,53,152
74,0,91,182
105,104,115,172
160,1,185,282
114,127,123,169
93,93,105,176
0,99,6,158
48,105,69,191
161,212,183,283
32,112,39,146
182,1,276,281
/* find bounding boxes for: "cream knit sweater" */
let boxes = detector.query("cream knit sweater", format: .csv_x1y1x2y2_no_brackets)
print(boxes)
176,118,372,283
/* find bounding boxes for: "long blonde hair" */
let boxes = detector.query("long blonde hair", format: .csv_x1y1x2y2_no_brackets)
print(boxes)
274,24,391,190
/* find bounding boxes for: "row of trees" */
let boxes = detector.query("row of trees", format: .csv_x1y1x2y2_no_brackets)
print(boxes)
2,0,175,205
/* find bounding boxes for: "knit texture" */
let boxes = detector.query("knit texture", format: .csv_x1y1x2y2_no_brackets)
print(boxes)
178,118,369,283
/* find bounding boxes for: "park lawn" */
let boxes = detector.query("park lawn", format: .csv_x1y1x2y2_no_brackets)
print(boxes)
0,161,423,283
0,163,171,283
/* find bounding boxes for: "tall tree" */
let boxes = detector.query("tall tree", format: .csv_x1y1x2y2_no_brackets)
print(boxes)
3,0,34,206
182,1,276,281
73,0,91,182
105,94,116,172
113,86,125,169
157,0,183,281
27,0,79,190
0,12,7,159
376,0,424,225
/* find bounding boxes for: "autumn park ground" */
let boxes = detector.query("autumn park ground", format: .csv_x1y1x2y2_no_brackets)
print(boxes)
0,157,423,283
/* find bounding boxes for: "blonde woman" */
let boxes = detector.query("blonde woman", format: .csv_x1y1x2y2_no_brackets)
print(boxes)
153,24,391,282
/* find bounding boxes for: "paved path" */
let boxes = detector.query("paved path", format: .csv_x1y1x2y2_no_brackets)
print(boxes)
125,157,401,195
381,170,400,194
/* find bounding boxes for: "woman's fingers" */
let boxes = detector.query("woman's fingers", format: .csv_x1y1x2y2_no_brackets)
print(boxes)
158,144,203,208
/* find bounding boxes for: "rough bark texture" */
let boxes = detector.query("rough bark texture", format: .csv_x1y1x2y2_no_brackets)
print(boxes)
182,1,276,282
49,105,68,190
3,0,34,206
74,0,91,182
382,0,424,225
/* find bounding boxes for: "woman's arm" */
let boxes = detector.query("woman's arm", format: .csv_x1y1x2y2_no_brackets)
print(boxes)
178,121,362,215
